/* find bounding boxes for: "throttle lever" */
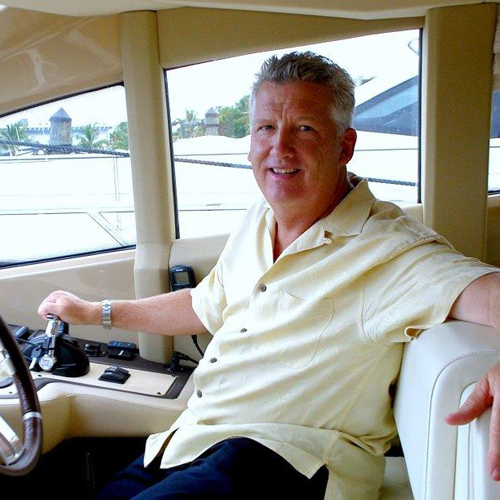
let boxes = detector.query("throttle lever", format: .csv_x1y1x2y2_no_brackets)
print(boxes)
38,314,62,371
44,314,62,337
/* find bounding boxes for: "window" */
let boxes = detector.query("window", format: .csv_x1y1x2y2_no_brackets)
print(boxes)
0,86,134,267
489,90,500,192
353,77,419,136
165,30,421,238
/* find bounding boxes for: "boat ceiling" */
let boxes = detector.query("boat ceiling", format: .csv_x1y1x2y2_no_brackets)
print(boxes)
0,0,497,19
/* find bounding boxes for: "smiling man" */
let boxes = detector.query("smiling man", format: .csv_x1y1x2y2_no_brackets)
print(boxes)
39,52,500,499
249,78,356,260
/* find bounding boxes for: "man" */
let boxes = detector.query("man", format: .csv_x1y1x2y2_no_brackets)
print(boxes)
39,52,500,499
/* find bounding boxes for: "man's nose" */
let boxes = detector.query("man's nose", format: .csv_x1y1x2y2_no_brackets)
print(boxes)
272,129,295,159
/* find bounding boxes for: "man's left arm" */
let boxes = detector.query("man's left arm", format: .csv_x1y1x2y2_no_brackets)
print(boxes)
447,272,500,481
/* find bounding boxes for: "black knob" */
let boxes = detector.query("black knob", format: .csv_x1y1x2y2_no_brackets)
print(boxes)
58,321,69,335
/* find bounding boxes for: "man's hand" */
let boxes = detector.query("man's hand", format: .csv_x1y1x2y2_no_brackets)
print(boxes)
445,360,500,481
38,290,100,326
447,273,500,480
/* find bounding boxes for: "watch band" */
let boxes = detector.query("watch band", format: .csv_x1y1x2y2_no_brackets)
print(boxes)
101,299,112,330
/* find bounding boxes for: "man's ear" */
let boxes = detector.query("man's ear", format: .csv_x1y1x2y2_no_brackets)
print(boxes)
339,128,357,166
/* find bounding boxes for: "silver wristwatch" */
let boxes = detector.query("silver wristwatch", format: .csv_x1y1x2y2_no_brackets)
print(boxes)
101,299,112,330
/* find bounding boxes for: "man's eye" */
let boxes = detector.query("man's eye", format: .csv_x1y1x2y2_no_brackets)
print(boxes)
260,125,274,131
299,125,313,132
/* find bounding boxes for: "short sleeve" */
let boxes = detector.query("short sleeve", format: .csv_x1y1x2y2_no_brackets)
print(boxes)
190,260,227,335
362,241,499,344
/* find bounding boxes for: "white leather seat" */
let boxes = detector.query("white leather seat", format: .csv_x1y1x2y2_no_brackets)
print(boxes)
389,320,500,500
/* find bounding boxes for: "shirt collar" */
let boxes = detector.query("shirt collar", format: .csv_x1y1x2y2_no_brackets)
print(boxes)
263,178,375,238
321,179,375,236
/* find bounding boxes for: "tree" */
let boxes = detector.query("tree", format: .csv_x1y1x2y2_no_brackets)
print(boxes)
0,121,29,155
217,95,250,138
109,122,129,150
77,123,108,150
172,109,203,140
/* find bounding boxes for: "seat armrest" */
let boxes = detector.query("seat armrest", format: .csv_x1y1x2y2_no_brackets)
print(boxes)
455,386,500,500
393,320,500,500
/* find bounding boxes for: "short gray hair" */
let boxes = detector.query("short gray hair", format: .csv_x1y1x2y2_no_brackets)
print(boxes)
250,51,355,133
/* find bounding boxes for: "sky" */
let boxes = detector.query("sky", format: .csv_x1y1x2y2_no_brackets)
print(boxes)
0,29,419,129
167,29,420,121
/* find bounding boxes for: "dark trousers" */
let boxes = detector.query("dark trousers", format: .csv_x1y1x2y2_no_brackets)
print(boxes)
93,437,329,499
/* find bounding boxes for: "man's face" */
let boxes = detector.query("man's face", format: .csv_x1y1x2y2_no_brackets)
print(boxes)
248,81,356,218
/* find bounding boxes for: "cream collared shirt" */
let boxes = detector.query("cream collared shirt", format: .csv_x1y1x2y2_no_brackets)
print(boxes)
145,180,497,499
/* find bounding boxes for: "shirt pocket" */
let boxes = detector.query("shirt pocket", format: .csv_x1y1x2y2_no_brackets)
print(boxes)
264,290,334,369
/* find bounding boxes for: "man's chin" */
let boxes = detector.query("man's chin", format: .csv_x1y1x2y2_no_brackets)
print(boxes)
263,192,305,211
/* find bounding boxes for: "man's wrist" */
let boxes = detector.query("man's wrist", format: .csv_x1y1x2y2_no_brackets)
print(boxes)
101,299,113,329
85,302,102,326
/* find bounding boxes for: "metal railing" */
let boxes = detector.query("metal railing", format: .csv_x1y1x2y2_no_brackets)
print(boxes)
0,139,417,187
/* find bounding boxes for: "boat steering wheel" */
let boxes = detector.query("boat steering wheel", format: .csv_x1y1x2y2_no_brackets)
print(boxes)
0,314,42,476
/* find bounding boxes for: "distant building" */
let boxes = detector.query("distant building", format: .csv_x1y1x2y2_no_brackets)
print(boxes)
49,108,72,145
27,126,52,145
27,108,111,148
204,107,220,136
